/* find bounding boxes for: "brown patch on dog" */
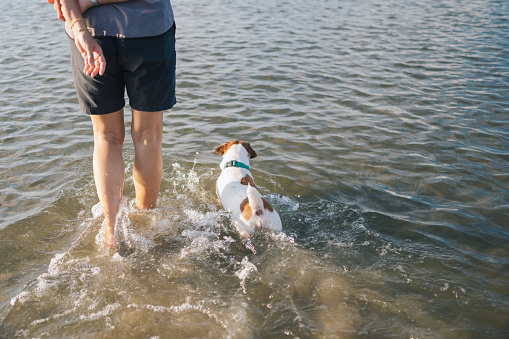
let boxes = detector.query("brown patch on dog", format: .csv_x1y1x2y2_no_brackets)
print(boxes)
240,198,252,220
213,141,232,156
262,198,274,212
240,175,257,189
214,140,257,159
240,141,257,159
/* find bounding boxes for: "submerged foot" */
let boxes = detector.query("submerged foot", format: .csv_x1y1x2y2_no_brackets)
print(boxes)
104,225,117,248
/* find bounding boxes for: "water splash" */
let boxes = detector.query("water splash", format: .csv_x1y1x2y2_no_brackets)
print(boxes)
235,256,258,294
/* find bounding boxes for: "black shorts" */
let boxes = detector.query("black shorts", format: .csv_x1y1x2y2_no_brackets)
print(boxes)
69,24,176,115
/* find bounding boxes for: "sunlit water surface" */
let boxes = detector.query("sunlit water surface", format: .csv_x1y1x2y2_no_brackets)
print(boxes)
1,0,508,338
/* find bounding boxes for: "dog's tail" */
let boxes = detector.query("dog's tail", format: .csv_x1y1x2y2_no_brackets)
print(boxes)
247,184,264,231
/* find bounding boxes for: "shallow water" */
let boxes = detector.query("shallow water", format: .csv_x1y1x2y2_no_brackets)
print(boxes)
1,0,508,338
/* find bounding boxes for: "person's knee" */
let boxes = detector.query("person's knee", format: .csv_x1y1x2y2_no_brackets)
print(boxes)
131,110,163,147
95,129,125,146
131,126,162,147
91,110,126,146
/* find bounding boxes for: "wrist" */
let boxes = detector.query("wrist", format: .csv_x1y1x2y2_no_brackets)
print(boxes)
73,27,92,40
70,18,92,39
70,18,88,31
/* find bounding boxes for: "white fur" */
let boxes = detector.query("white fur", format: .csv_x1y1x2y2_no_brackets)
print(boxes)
215,142,282,236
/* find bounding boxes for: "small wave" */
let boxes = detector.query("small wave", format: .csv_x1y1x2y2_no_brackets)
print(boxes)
235,256,258,294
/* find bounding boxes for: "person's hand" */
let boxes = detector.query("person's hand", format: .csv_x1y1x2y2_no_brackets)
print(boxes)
47,0,65,21
74,30,106,77
47,0,107,76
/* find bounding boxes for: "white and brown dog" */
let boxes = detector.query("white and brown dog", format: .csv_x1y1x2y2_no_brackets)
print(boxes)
214,140,282,236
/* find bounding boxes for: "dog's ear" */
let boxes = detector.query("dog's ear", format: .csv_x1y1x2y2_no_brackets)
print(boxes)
241,142,257,159
214,142,229,156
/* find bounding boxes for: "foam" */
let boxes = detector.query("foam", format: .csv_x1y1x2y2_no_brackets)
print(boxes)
126,300,228,328
78,303,121,322
235,256,258,294
94,198,156,252
10,253,99,307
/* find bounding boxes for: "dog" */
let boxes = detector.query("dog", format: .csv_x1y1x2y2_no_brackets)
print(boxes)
214,140,282,236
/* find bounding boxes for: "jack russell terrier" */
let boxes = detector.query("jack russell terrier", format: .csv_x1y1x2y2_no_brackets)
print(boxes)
214,140,282,236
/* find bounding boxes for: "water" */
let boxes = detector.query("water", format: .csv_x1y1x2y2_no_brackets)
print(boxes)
1,0,508,337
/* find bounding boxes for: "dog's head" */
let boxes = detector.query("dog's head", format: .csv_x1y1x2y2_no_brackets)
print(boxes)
214,140,257,159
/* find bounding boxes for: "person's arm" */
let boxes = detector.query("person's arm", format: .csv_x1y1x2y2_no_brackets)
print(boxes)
48,0,131,21
46,0,130,77
59,0,106,77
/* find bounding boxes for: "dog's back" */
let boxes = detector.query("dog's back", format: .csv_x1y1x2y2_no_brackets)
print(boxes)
214,140,282,236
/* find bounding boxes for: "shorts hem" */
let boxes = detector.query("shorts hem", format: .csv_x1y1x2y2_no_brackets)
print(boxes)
84,103,126,115
129,98,177,112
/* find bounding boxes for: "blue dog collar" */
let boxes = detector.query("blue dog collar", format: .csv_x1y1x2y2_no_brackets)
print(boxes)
222,160,250,171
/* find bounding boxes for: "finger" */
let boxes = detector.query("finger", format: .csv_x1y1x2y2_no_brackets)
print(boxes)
77,37,96,70
55,0,65,21
98,56,106,76
87,51,95,71
80,51,93,76
90,67,100,78
88,58,99,78
84,61,94,77
89,51,105,78
93,50,107,76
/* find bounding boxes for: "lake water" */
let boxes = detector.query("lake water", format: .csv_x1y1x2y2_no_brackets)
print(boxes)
1,0,508,337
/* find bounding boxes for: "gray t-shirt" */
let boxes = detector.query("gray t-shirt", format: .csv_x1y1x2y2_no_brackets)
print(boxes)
65,0,174,38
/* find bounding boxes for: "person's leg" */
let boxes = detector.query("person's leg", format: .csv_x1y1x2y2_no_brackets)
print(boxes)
90,109,125,247
131,109,163,210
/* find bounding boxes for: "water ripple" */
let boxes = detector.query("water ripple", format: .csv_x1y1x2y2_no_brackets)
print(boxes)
1,0,508,337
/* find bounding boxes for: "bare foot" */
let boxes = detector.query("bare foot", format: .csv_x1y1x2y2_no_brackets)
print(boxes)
104,225,117,248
